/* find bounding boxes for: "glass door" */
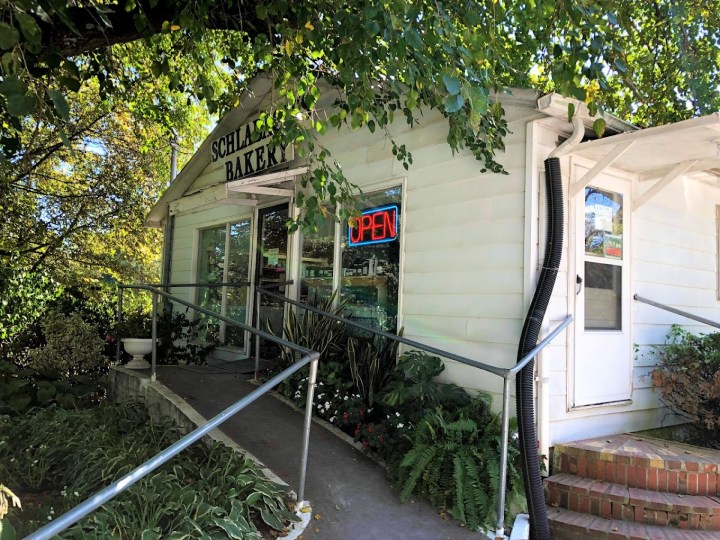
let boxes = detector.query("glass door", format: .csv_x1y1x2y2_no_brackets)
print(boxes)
196,219,251,349
254,204,289,356
573,176,632,407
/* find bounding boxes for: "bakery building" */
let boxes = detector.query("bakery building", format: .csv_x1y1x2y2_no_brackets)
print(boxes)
146,76,720,457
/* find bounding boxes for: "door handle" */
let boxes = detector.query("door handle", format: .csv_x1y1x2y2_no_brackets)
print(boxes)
576,275,583,295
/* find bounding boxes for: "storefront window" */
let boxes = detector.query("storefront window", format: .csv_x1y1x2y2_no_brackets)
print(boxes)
226,220,252,346
342,187,401,333
196,219,251,346
300,210,336,305
197,226,225,342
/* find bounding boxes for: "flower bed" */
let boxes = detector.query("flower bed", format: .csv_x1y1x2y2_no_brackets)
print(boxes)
0,403,298,538
268,315,526,532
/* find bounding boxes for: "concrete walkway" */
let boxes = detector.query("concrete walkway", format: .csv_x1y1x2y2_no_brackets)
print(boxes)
156,365,480,540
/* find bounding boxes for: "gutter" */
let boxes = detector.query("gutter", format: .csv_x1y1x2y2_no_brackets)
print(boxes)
537,93,638,135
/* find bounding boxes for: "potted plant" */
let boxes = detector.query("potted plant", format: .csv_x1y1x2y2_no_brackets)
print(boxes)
116,309,154,369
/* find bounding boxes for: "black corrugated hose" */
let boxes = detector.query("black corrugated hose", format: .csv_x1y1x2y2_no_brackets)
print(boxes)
516,157,563,540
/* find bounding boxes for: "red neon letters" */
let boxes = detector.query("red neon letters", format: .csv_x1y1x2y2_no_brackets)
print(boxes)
348,205,398,246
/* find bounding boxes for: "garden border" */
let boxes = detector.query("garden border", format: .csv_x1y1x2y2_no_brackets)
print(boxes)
108,366,312,539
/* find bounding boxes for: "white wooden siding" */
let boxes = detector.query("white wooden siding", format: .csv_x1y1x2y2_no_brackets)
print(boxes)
167,95,540,408
539,116,720,444
317,106,535,405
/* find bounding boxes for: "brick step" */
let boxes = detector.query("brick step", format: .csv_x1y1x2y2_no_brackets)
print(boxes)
546,473,720,530
554,434,720,495
548,506,720,540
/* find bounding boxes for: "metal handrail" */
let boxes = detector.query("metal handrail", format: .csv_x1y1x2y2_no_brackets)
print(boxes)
634,294,720,330
255,285,572,540
26,354,318,540
140,281,251,288
28,285,322,540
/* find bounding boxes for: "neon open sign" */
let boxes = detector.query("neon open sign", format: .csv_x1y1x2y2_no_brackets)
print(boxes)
348,205,399,247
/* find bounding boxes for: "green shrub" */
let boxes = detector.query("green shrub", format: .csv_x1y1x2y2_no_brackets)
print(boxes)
273,293,349,367
651,324,720,436
348,333,400,408
26,308,106,377
380,350,471,413
0,361,104,415
0,403,298,538
156,308,215,365
397,397,525,531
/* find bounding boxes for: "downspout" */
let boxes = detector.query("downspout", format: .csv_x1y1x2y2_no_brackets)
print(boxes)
517,115,583,540
161,137,179,306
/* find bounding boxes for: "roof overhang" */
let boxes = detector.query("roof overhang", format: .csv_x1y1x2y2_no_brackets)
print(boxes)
146,76,276,227
565,112,720,209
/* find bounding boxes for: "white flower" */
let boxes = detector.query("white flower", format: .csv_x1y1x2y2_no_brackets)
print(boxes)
397,423,405,429
50,508,55,515
74,491,79,497
318,382,324,386
343,396,348,401
324,402,330,409
329,417,336,423
47,516,52,521
395,412,400,417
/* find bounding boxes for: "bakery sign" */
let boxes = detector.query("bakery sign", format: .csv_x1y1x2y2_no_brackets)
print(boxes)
210,120,294,182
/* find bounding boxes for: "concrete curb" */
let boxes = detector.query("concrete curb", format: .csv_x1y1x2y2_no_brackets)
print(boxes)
108,366,311,537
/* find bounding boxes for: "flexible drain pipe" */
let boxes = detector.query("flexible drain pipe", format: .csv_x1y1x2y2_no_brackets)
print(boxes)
516,115,583,539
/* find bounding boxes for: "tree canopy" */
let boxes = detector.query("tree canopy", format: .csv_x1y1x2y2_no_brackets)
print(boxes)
1,0,719,229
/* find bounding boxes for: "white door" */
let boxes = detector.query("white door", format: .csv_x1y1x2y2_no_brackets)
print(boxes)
573,174,632,407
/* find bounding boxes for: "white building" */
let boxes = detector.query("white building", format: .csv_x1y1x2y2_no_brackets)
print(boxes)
147,77,720,456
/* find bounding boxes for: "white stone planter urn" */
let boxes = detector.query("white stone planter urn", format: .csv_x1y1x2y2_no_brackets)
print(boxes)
122,338,153,369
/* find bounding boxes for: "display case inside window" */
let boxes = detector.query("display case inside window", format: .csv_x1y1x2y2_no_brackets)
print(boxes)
300,209,335,305
196,226,225,342
341,187,401,333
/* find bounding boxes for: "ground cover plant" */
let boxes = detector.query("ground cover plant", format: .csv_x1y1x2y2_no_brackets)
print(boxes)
267,305,525,531
651,324,720,448
0,402,298,538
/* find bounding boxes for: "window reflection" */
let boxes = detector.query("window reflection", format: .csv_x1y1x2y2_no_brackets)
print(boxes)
585,187,623,259
342,188,401,333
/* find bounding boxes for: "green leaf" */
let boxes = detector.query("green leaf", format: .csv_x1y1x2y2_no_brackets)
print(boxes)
35,379,57,402
0,22,19,50
443,94,465,113
593,117,606,138
403,29,424,51
259,508,285,530
567,102,575,121
6,92,36,117
59,76,81,93
48,90,70,119
0,519,18,540
442,73,461,96
212,518,250,539
1,52,20,75
15,13,40,46
614,58,627,73
0,77,27,96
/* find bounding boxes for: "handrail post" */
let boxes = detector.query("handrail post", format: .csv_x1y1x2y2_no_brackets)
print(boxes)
115,288,123,365
254,289,262,379
151,291,158,382
298,355,319,502
495,374,513,540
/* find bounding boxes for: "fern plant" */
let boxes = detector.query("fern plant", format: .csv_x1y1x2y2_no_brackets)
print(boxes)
397,396,526,531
